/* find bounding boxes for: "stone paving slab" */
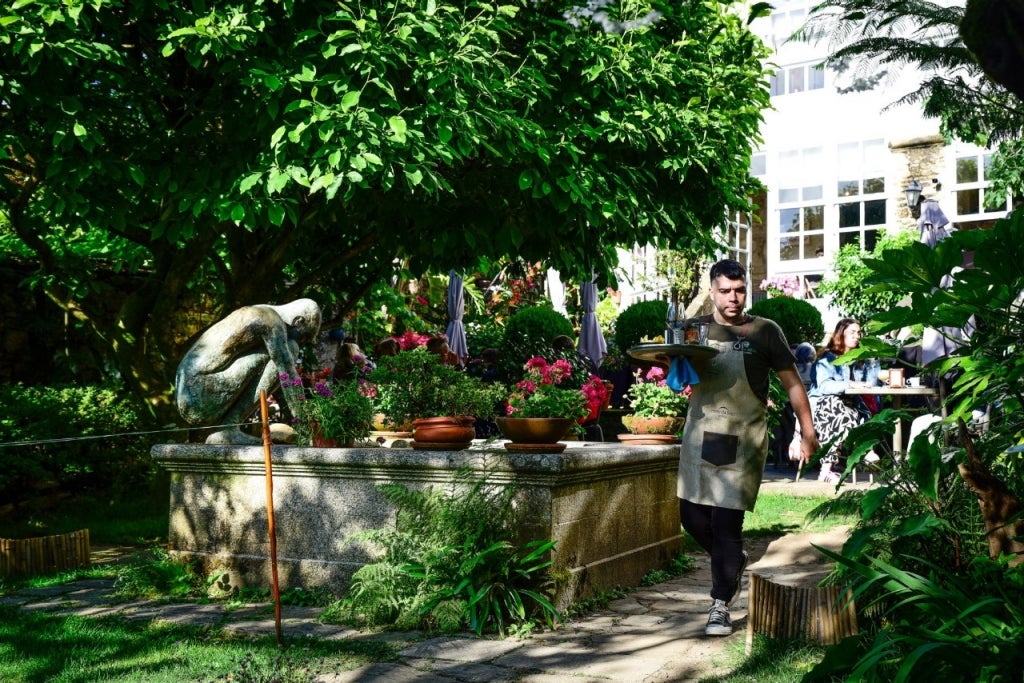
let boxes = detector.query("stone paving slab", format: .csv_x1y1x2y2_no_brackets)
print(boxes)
400,636,525,661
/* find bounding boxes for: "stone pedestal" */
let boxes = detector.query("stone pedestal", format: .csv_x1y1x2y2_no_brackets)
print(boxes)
151,441,683,609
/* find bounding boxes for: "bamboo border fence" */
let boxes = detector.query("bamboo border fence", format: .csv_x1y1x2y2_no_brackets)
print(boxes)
746,571,858,650
0,529,91,577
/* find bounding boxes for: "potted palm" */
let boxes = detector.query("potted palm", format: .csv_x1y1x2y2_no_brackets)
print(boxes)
619,366,690,443
367,349,504,449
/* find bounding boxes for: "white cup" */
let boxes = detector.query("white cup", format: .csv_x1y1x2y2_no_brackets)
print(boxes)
906,377,921,388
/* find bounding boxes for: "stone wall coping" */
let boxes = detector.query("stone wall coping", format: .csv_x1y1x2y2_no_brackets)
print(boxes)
151,441,679,486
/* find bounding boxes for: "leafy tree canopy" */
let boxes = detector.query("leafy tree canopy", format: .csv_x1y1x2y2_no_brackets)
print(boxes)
0,0,770,417
817,226,916,321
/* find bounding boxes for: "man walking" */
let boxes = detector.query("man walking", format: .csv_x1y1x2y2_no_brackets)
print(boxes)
678,259,818,636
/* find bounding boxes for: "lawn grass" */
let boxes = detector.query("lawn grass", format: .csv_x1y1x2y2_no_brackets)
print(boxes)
746,492,857,538
0,605,396,682
701,635,827,683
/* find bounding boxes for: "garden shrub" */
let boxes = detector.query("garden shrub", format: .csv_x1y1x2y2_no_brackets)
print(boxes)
335,469,558,635
0,382,156,506
748,296,825,346
499,305,576,383
613,299,668,353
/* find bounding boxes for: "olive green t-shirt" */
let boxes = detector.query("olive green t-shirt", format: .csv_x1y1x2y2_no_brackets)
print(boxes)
689,314,796,403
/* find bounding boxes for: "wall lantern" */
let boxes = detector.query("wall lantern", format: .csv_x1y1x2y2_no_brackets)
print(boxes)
905,179,923,209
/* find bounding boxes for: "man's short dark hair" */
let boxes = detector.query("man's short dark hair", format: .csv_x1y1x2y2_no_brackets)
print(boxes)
710,259,746,282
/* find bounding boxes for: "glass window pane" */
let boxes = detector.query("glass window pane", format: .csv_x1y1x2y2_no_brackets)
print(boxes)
779,150,800,176
838,202,860,228
804,234,824,259
780,236,800,261
789,67,804,93
983,154,994,179
956,156,979,184
837,180,859,197
770,71,784,96
804,205,824,230
863,228,878,252
863,139,885,171
804,147,823,167
779,187,798,203
750,153,766,176
836,142,858,176
984,192,1007,213
780,208,800,233
864,199,886,225
863,177,885,194
808,65,825,90
839,231,861,249
957,188,980,215
803,185,823,201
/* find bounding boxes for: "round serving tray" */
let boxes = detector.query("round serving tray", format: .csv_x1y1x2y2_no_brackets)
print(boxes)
627,343,719,363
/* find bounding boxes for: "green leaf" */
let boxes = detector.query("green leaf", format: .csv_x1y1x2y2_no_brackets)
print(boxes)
230,203,246,222
389,115,407,142
341,90,360,111
517,170,533,191
404,167,423,187
268,204,285,226
239,172,262,193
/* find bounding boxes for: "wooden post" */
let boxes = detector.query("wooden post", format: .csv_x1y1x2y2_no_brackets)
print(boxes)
260,390,283,646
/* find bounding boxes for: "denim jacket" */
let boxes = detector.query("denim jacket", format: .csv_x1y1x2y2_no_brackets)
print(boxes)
807,352,880,400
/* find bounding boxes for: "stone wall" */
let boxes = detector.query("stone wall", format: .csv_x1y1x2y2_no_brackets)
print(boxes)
151,441,684,610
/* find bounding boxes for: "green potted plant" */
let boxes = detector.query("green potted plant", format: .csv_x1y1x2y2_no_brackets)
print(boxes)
285,375,375,447
496,357,593,447
367,350,504,449
620,366,690,438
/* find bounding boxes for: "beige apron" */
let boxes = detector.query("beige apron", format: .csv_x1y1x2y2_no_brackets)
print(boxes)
677,337,768,511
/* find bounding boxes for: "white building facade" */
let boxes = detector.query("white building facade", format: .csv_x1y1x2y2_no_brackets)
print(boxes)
750,0,1010,331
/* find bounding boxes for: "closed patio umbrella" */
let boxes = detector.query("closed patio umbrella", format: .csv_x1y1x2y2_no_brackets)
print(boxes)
445,270,468,367
577,278,607,369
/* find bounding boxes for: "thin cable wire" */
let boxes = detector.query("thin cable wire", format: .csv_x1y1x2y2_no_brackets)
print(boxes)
0,422,255,449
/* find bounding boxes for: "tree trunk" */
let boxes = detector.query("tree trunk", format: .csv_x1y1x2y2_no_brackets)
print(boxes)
957,419,1024,565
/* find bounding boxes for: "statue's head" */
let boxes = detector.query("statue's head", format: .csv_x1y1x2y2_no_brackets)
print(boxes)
276,299,322,345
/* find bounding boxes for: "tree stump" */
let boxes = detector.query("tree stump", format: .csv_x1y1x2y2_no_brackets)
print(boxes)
746,568,857,650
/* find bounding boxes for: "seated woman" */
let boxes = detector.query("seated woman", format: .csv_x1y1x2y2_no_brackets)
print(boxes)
806,318,880,483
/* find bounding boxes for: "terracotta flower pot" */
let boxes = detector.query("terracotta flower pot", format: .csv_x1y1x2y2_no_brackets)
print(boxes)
411,416,476,450
495,417,574,444
621,415,686,435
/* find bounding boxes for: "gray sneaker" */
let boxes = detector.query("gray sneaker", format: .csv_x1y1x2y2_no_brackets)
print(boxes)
705,599,732,636
727,549,749,607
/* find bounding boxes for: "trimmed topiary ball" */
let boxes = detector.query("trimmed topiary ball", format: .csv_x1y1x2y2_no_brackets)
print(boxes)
748,296,825,346
499,306,576,382
614,299,669,353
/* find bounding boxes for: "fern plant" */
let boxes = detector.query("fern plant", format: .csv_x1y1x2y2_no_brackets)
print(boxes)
335,468,559,635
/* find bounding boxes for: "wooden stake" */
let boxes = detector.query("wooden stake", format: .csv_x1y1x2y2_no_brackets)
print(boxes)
260,390,283,646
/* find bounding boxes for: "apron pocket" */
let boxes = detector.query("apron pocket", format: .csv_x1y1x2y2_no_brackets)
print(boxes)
701,431,738,467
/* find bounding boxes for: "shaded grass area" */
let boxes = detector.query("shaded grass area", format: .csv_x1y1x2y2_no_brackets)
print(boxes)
0,605,396,683
702,634,827,683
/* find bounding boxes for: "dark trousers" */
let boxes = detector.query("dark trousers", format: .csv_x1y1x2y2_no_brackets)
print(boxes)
679,498,745,602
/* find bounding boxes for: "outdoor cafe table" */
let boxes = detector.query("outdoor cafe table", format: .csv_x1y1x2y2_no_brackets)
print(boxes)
844,385,939,457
